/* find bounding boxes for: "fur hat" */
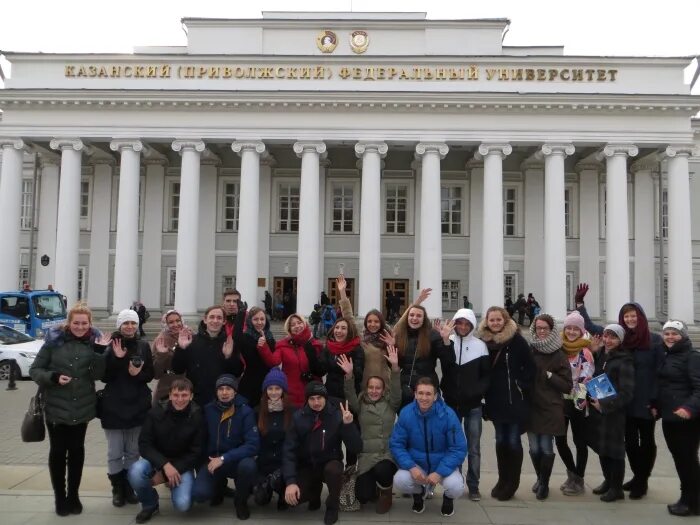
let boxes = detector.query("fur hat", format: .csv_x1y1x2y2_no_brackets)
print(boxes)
662,320,688,338
215,374,239,391
116,309,139,329
603,324,626,342
563,311,586,334
262,368,288,393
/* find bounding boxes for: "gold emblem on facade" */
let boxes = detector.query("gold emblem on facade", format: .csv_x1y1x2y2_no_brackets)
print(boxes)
350,30,369,54
316,30,338,53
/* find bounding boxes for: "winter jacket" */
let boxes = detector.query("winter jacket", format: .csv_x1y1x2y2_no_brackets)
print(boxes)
657,337,700,421
282,400,362,484
138,400,203,474
171,327,241,407
314,343,364,401
99,337,154,429
478,319,536,425
225,308,247,341
441,309,491,415
257,409,291,475
151,330,186,402
29,327,106,425
526,349,573,436
591,349,635,459
627,332,665,419
202,395,260,465
345,369,402,476
234,324,274,408
389,398,467,478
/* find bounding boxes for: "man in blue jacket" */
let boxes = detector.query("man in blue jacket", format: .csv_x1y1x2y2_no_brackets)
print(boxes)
192,374,259,520
390,377,467,517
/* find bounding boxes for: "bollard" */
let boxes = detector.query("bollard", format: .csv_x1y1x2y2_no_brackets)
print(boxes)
6,360,18,391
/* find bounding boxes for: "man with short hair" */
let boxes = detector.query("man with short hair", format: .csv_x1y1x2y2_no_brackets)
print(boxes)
127,378,203,523
390,377,467,517
222,289,247,340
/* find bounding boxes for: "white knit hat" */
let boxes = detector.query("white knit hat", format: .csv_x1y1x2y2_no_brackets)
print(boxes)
116,309,139,329
662,320,688,338
603,323,626,342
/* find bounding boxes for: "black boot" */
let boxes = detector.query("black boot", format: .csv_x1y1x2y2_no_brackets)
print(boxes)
122,470,138,504
529,451,542,493
210,478,227,507
536,454,555,501
234,494,250,520
593,456,610,495
108,472,126,507
600,458,625,502
49,455,69,516
491,444,509,499
66,448,84,514
498,447,523,501
630,444,655,499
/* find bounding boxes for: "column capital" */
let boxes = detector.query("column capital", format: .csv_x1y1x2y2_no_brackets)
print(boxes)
84,145,116,166
475,143,512,160
0,138,25,150
261,152,278,168
596,143,638,160
664,144,699,158
109,139,143,153
630,152,661,174
574,152,604,173
293,141,326,157
355,141,388,158
37,151,62,167
171,139,205,153
415,142,448,159
465,158,483,171
231,141,266,156
50,138,83,152
201,148,222,167
537,143,575,158
520,153,544,171
141,145,169,166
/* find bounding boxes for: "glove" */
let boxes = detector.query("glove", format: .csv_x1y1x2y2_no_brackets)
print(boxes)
574,283,589,304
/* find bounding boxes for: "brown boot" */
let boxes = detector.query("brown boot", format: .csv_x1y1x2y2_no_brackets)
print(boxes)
376,485,392,514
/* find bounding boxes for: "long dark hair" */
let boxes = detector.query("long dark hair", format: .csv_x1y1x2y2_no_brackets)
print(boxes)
394,304,432,359
257,389,293,436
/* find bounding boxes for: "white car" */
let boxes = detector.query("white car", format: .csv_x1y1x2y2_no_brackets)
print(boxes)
0,325,43,380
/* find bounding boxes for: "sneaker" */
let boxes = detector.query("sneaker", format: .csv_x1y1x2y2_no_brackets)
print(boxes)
468,490,481,502
324,507,339,525
412,493,425,514
441,496,455,517
135,506,159,524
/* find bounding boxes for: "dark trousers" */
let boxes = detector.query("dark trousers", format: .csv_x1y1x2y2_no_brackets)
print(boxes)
192,457,257,503
355,460,397,503
624,416,656,482
47,422,88,499
296,461,343,510
663,419,700,509
600,456,625,490
555,405,589,477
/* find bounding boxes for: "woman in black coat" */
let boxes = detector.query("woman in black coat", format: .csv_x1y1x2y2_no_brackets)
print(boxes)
478,306,535,501
234,306,274,408
658,320,700,516
313,317,364,401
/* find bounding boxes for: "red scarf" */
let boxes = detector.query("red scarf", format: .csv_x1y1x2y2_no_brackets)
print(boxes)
326,336,361,356
289,324,313,346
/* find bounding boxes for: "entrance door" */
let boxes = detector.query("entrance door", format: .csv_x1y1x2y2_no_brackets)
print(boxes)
383,279,409,323
327,278,354,309
273,277,297,319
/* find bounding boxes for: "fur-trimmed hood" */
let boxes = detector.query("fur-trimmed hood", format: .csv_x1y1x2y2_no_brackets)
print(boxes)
477,318,518,345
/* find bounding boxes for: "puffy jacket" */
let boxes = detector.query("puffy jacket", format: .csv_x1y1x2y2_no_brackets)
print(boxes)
627,332,665,419
139,400,203,474
29,327,106,425
257,409,291,475
234,325,274,408
282,400,362,485
390,397,467,478
658,338,700,421
526,349,573,436
202,394,260,464
314,343,364,401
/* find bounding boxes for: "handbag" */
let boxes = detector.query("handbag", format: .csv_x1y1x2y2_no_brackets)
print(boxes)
339,464,360,512
21,387,45,443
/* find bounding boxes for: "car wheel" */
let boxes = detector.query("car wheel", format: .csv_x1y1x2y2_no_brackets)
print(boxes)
0,360,11,381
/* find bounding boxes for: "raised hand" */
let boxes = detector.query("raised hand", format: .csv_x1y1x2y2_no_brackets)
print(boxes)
95,332,112,346
339,400,354,424
337,353,353,377
112,338,127,358
436,319,455,343
384,345,399,371
222,335,234,359
154,334,170,354
415,288,432,305
257,336,266,348
589,334,603,351
177,327,193,349
336,274,346,293
379,329,395,347
575,283,589,304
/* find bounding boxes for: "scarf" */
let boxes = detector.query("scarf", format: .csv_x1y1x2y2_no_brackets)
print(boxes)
561,335,591,357
289,324,313,346
529,328,562,355
244,322,274,345
215,399,234,412
363,330,386,349
268,399,284,412
618,303,651,351
326,336,361,356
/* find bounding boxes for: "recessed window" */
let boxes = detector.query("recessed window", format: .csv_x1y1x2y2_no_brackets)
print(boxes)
278,183,300,232
441,185,462,235
385,183,408,234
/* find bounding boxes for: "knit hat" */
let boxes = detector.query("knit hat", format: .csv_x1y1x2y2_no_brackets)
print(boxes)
305,381,328,400
662,320,688,338
262,368,288,393
215,374,239,391
603,324,626,342
563,311,585,334
116,309,139,329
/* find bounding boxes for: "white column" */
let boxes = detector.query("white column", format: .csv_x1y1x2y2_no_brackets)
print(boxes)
318,159,329,295
576,157,602,317
257,155,274,306
197,158,217,310
0,139,26,290
87,160,114,311
540,143,575,320
140,153,167,311
631,156,658,316
232,141,266,306
477,143,512,310
522,156,545,306
412,161,422,294
665,145,698,323
109,139,143,313
598,144,637,321
467,160,484,314
293,141,326,316
171,140,205,315
34,152,60,289
50,138,84,306
356,141,388,317
415,143,448,318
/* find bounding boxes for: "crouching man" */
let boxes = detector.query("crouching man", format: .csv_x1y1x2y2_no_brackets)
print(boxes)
390,377,467,517
127,378,203,523
283,382,362,525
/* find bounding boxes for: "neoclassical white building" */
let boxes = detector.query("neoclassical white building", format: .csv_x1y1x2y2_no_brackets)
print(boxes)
0,11,699,322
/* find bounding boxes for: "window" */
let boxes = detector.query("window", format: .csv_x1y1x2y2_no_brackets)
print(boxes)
331,183,354,232
564,187,572,238
222,275,236,295
77,267,86,301
385,183,408,234
503,186,517,236
20,180,34,230
278,183,300,232
599,184,607,238
504,272,518,302
166,268,176,306
221,181,240,232
441,185,462,235
168,180,180,232
661,189,668,239
80,176,92,231
18,267,29,289
442,280,460,310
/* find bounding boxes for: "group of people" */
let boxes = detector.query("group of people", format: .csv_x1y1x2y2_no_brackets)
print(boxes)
28,281,700,524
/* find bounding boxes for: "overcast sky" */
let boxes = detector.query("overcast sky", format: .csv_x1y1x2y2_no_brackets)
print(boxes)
0,0,698,91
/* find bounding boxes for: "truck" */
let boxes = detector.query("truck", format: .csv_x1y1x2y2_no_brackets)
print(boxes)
0,290,67,338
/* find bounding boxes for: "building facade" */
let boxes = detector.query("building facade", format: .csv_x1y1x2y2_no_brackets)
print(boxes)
0,12,699,322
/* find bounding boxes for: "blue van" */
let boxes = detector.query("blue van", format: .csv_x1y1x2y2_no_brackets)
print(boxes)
0,290,67,338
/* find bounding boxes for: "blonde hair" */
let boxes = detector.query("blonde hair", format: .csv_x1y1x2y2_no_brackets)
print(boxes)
65,302,93,329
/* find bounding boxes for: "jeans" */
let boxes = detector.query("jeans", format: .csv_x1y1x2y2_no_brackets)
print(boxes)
393,468,464,499
527,433,554,456
192,457,257,503
494,422,522,450
461,407,482,493
128,458,194,513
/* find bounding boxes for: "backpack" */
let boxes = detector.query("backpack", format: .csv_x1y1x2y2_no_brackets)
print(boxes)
323,306,334,322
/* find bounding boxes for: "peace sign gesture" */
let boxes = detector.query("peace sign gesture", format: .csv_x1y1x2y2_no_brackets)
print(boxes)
339,400,354,424
336,353,353,378
384,344,399,371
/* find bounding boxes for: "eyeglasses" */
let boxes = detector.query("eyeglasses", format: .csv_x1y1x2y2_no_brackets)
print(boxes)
535,326,551,332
